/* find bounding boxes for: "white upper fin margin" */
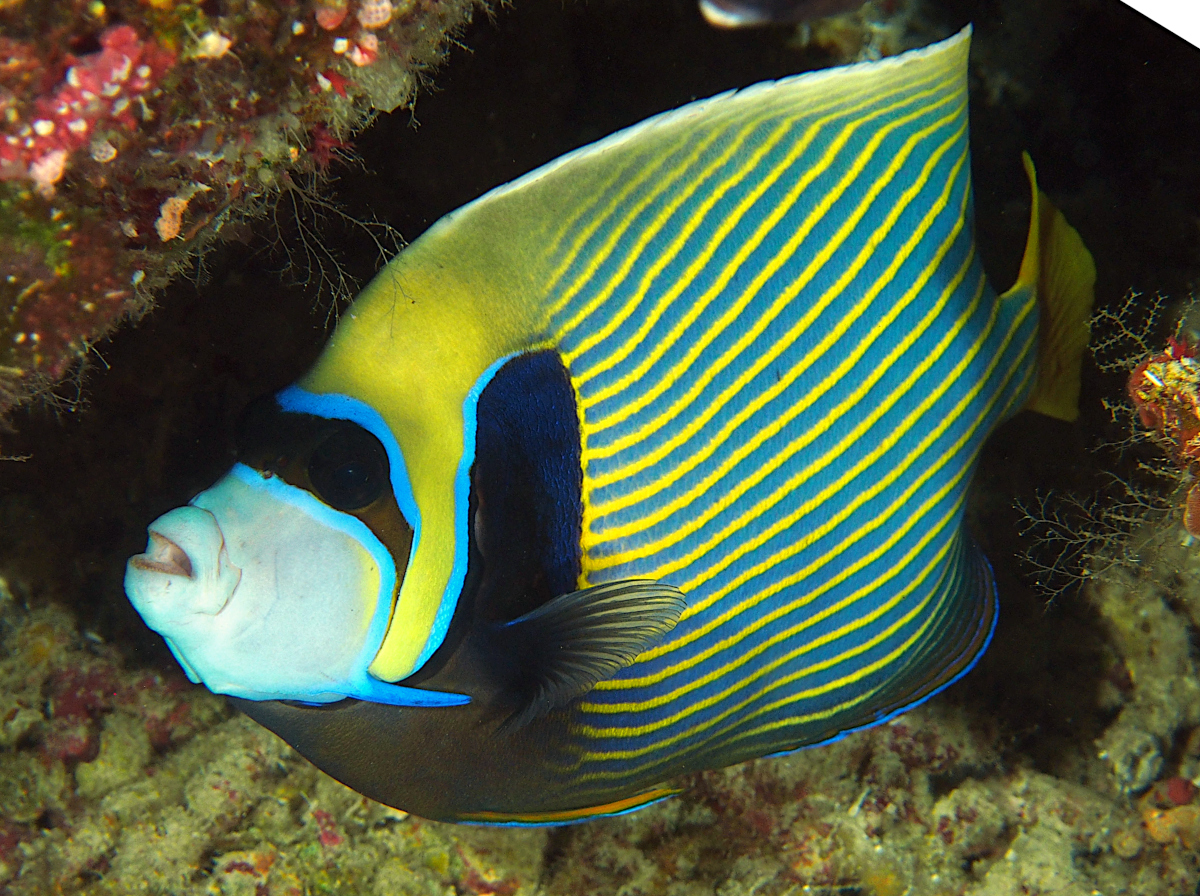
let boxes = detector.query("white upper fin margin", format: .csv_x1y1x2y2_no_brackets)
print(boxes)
427,26,971,236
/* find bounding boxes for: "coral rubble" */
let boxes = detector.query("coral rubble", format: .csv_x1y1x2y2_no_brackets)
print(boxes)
0,0,484,422
0,582,550,895
4,580,1199,894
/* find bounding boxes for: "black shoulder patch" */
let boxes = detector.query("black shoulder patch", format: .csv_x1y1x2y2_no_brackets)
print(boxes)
472,350,583,618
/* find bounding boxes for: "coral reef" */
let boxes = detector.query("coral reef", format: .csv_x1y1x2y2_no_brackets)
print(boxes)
1072,313,1200,799
1126,333,1200,535
0,0,484,422
1090,547,1200,796
0,583,550,895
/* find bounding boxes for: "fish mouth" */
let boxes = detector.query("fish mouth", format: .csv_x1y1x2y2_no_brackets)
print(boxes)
129,530,195,579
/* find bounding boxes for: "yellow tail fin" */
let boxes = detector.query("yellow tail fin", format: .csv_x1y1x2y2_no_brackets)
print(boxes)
1005,153,1096,422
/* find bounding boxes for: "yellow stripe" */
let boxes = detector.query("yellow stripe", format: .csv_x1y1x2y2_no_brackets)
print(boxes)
538,142,685,287
566,64,960,386
558,118,805,361
723,567,977,749
578,518,957,726
567,531,962,765
588,115,969,515
591,442,967,704
566,558,969,782
567,348,1033,777
710,613,958,761
579,364,979,703
576,78,963,434
548,42,956,343
605,285,1031,677
663,305,1033,665
543,125,735,327
583,150,972,564
565,332,1035,778
580,396,981,715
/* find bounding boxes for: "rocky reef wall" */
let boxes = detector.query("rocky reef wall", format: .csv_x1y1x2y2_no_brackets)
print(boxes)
0,0,484,421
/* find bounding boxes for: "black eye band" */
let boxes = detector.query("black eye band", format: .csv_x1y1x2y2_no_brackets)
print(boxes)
307,425,389,512
235,394,391,513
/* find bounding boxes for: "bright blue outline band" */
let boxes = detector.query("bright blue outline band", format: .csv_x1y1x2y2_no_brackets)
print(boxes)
276,355,517,682
276,386,420,531
410,351,521,672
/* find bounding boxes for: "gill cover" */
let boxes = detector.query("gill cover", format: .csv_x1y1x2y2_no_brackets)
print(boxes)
125,416,469,708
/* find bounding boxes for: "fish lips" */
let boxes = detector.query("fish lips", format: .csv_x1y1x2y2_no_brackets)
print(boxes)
125,504,242,632
125,464,401,704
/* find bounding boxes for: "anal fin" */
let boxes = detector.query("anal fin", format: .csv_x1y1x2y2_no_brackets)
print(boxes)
456,786,683,826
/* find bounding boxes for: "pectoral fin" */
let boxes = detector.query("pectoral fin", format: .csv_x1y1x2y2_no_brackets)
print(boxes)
500,579,686,728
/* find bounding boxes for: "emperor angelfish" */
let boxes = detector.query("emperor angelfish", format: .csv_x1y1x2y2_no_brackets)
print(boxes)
125,28,1095,825
699,0,868,28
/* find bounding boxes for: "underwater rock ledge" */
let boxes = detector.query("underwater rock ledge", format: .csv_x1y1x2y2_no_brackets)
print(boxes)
0,0,485,426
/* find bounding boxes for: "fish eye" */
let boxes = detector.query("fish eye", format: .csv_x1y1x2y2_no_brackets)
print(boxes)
307,426,389,511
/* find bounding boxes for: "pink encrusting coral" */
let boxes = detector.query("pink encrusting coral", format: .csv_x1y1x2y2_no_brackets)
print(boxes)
0,25,175,197
0,0,484,427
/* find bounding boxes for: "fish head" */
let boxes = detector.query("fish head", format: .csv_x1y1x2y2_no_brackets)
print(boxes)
124,390,436,706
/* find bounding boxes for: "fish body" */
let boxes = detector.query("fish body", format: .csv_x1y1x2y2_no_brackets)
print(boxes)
124,28,1094,824
699,0,868,28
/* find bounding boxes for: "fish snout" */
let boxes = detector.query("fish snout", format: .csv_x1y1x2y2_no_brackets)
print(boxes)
125,506,242,631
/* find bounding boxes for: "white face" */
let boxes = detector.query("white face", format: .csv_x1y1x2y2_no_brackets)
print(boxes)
125,463,394,703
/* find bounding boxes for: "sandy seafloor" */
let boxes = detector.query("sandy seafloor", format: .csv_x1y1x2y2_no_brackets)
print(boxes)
3,0,1200,893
